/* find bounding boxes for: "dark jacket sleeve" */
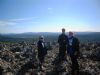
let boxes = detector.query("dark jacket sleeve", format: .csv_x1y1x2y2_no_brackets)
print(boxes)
58,35,60,44
73,37,80,52
37,41,43,56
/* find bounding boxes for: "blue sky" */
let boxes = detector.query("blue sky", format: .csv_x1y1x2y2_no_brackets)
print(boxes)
0,0,100,33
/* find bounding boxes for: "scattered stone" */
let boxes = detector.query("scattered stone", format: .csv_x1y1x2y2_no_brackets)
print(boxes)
0,42,100,75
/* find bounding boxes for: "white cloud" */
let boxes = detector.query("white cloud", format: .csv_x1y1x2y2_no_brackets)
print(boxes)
48,7,52,10
48,7,53,14
10,17,38,21
29,22,39,23
0,17,38,26
0,20,17,26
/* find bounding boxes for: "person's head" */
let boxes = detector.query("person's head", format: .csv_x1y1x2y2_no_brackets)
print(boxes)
39,35,44,41
68,31,74,38
62,28,65,34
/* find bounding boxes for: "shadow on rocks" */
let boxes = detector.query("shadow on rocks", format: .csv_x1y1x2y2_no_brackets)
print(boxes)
79,71,92,75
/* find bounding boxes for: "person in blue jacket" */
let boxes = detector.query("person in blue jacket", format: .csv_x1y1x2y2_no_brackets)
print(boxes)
37,35,47,71
67,32,80,75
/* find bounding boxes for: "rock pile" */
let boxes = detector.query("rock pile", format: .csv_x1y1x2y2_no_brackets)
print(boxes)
0,42,100,75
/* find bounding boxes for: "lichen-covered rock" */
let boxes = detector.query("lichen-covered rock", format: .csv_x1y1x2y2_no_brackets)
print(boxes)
0,42,100,75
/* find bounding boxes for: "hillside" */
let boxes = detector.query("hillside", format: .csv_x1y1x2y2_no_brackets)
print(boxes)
0,41,100,75
0,34,28,43
1,32,100,43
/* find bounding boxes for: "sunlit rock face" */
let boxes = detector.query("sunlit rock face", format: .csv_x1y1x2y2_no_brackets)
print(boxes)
0,42,100,75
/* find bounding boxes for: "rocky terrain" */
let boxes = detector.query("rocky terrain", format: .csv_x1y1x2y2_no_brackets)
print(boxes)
0,42,100,75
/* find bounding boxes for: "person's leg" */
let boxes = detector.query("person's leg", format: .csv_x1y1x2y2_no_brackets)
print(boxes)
39,56,45,71
70,55,79,75
59,47,66,61
70,55,75,75
38,56,42,70
0,66,3,75
73,55,79,75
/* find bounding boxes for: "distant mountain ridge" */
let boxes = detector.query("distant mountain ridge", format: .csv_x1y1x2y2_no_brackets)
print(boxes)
0,32,100,42
1,32,59,38
1,32,99,38
0,34,27,42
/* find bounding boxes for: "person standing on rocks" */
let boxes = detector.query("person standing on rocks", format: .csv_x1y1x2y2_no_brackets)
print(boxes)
67,32,80,75
37,35,47,71
58,28,68,62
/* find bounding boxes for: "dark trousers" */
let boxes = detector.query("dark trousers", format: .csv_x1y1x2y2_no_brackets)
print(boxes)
38,55,45,70
70,55,79,75
0,67,3,75
58,46,66,61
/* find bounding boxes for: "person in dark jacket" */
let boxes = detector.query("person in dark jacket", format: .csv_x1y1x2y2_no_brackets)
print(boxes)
37,36,47,71
67,32,80,75
58,28,68,62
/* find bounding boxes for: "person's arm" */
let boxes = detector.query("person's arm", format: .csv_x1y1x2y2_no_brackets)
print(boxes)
37,41,41,56
37,42,40,50
74,38,80,56
76,38,80,51
58,35,60,44
66,36,69,45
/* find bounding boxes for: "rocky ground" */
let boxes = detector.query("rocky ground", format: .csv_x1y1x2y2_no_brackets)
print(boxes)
0,42,100,75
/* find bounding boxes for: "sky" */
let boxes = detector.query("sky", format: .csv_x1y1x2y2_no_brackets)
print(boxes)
0,0,100,33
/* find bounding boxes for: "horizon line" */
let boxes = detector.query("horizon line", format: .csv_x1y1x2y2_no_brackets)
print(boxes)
1,31,100,34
